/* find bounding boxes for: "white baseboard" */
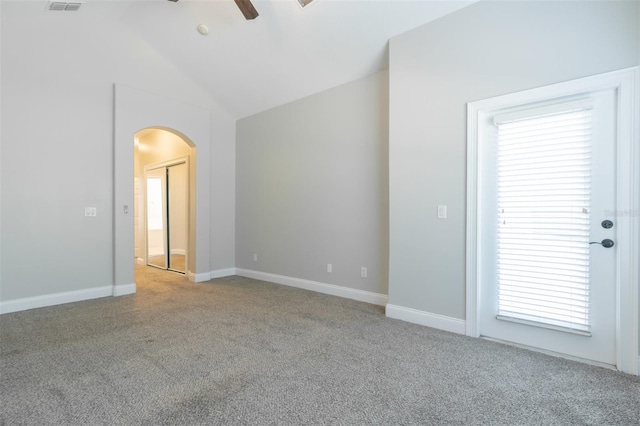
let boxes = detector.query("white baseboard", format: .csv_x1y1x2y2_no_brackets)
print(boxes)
113,283,136,296
187,270,217,283
0,286,113,315
187,268,236,282
385,303,466,335
210,268,237,280
236,268,388,306
136,257,144,265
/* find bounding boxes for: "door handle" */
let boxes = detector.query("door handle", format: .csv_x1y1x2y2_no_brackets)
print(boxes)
589,239,615,248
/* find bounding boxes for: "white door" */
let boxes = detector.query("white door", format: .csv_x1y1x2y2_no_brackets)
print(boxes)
477,88,617,365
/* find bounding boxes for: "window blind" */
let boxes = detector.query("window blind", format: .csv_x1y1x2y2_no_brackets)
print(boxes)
495,107,593,335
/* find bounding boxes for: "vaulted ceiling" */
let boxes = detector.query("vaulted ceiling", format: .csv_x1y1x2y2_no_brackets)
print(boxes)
4,0,475,119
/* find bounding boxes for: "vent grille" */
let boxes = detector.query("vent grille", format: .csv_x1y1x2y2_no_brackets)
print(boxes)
48,2,82,11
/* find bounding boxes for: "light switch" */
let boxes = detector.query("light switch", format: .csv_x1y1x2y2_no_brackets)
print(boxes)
437,205,447,219
85,207,97,217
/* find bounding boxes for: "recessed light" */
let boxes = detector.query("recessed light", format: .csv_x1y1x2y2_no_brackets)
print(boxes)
197,24,209,36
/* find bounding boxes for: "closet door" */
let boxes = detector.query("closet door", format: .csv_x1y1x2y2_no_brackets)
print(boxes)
146,168,167,269
167,162,188,273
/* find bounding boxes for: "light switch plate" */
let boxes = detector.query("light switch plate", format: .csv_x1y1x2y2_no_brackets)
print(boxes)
437,205,447,219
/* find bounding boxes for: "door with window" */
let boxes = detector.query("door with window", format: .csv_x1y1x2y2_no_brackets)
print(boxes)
476,87,618,365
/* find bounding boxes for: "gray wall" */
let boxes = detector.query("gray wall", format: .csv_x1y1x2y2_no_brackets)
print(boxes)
388,0,639,321
0,2,236,301
236,71,389,295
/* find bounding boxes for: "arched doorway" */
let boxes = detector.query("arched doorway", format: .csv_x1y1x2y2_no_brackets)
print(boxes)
134,128,195,274
114,85,212,296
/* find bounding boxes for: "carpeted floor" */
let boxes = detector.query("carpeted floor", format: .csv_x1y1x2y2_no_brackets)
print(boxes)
1,266,638,425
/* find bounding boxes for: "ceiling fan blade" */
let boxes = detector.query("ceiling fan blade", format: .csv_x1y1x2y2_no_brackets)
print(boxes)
234,0,259,20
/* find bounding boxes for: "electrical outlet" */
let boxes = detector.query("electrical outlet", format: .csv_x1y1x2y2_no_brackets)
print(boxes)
252,253,258,262
361,267,367,278
327,263,333,273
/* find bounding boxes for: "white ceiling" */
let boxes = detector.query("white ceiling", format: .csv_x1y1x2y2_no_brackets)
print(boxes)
7,0,476,119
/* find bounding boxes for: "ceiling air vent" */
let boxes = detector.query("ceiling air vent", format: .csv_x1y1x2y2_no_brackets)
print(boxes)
48,2,82,11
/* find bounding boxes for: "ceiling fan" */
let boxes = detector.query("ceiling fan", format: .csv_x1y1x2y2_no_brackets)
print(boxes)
168,0,314,21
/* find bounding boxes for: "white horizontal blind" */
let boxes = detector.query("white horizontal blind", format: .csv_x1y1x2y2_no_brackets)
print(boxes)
495,107,593,334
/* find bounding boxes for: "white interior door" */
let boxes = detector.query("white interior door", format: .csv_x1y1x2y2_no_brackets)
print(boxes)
478,89,617,365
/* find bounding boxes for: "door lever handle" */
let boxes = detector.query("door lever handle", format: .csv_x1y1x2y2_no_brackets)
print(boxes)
590,239,615,248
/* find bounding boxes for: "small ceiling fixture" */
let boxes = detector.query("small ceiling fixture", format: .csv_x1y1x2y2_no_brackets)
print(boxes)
296,0,314,7
197,24,209,36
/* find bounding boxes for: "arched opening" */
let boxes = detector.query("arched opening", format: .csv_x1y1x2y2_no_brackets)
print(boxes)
114,85,212,296
134,128,196,276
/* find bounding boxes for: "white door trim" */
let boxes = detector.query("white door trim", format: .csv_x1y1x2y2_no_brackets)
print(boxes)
465,67,639,375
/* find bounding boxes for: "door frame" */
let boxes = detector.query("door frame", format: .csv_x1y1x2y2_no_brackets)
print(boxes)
465,67,639,375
